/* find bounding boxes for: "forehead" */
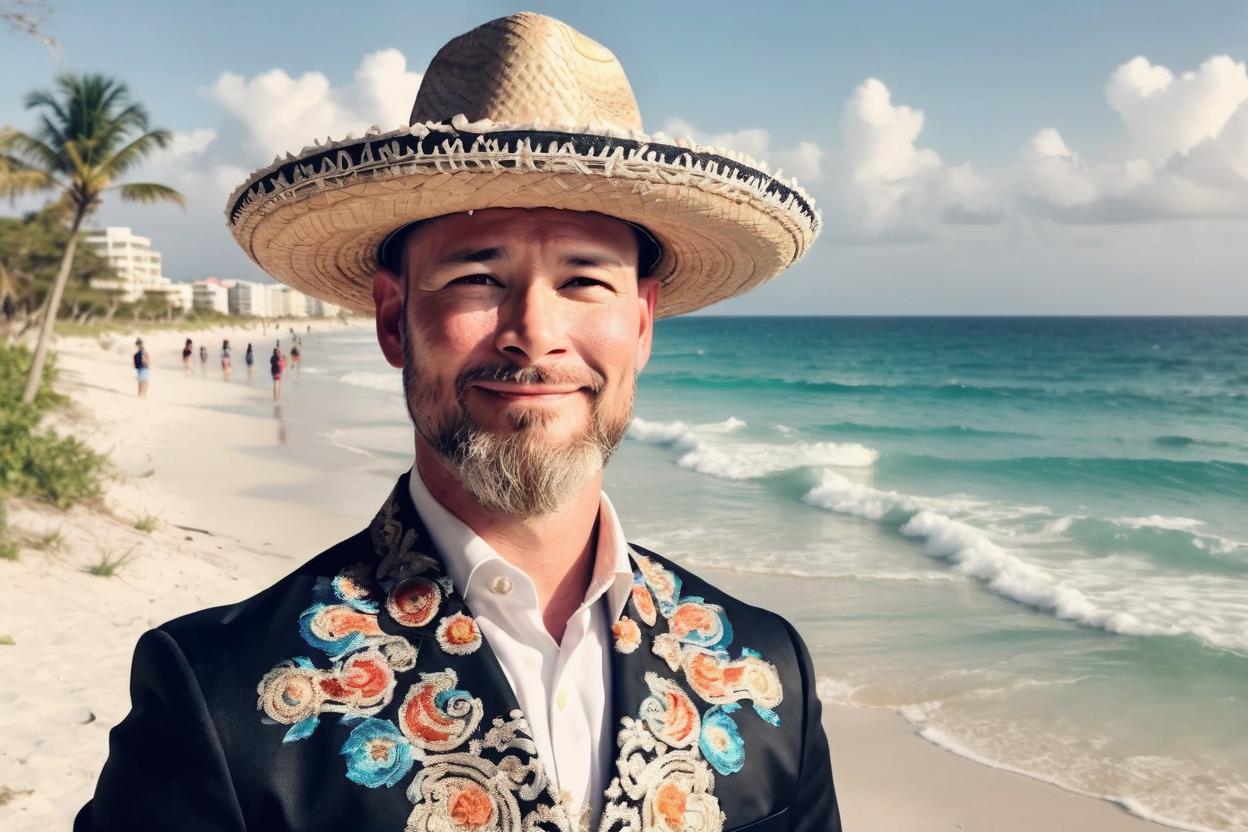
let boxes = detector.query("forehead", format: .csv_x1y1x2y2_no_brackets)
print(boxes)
400,208,637,265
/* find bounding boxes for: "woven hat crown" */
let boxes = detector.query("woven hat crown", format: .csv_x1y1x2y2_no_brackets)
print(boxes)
409,12,644,133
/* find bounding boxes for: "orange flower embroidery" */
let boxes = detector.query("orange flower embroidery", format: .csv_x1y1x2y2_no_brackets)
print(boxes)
655,781,688,827
435,612,482,655
448,784,495,828
613,616,642,654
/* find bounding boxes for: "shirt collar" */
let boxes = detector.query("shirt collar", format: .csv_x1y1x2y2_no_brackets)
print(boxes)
407,464,634,621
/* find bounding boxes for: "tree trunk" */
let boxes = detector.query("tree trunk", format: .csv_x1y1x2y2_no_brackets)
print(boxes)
21,206,86,404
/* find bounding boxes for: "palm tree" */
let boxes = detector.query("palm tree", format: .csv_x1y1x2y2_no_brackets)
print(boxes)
0,73,184,404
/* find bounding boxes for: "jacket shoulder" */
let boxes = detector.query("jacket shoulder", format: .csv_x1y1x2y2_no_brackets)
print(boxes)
156,529,372,671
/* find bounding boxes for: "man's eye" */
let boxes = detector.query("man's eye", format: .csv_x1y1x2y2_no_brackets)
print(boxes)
563,276,609,289
448,274,500,287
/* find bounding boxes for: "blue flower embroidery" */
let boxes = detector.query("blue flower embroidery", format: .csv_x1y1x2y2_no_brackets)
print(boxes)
340,718,414,788
298,603,371,656
699,703,746,775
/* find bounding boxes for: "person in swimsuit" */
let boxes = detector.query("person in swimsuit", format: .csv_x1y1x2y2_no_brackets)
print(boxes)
270,345,284,401
181,338,193,376
245,343,255,381
221,339,232,381
133,338,150,398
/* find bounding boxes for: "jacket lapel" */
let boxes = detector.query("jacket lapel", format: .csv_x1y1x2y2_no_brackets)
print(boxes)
597,548,726,832
255,475,579,829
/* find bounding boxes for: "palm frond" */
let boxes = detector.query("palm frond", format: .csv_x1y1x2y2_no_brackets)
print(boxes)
0,168,55,198
115,182,185,207
98,129,172,179
0,128,60,171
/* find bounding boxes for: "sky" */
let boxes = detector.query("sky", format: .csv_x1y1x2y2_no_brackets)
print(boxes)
1,0,1246,314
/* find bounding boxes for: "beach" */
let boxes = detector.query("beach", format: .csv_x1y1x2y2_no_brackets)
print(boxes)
2,318,1240,831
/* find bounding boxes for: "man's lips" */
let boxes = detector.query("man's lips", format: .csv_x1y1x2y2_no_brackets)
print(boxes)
469,380,588,399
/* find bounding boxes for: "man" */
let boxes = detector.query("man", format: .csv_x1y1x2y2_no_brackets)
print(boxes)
77,13,837,832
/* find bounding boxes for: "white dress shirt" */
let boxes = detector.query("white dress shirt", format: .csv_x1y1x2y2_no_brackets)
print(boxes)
407,467,633,824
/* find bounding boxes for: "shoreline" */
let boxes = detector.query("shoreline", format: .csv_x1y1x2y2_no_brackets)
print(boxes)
0,324,1177,831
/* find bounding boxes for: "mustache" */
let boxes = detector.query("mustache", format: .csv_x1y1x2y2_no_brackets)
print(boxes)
455,363,607,398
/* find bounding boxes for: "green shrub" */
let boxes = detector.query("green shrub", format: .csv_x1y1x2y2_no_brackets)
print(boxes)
0,344,64,413
134,514,157,533
0,494,15,560
0,345,108,508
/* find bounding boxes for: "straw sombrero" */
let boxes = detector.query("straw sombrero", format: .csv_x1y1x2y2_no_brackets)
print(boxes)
224,12,820,318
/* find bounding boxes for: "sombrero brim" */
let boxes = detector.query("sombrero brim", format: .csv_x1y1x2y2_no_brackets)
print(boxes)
225,117,821,318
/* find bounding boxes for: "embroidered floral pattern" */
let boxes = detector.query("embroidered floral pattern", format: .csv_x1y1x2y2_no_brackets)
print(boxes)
387,576,442,627
436,612,483,655
698,705,746,776
613,617,641,654
342,718,415,788
257,488,578,832
630,579,658,627
257,486,788,832
599,552,787,830
398,669,484,752
638,673,701,748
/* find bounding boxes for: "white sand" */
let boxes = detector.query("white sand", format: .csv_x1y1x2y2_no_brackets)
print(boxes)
0,324,1174,831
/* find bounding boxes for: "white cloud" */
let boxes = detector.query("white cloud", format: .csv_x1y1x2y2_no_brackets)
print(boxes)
1107,55,1248,163
207,48,422,160
1022,55,1248,222
659,117,824,182
828,78,999,237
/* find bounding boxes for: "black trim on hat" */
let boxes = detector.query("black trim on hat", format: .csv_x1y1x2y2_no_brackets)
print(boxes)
228,128,817,229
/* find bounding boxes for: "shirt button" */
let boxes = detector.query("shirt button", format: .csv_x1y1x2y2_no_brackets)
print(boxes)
489,575,513,595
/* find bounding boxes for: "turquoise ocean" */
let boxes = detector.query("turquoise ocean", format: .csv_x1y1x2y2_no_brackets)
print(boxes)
277,317,1247,831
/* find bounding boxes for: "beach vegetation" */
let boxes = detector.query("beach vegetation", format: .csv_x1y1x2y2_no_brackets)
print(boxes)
35,527,63,551
0,72,184,404
0,343,108,508
134,513,157,533
0,493,16,560
0,208,119,335
0,635,14,646
86,544,135,577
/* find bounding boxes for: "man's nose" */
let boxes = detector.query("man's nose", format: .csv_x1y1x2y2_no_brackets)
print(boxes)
493,282,567,364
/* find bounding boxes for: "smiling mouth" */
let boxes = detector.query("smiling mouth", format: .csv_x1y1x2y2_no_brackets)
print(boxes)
469,381,588,401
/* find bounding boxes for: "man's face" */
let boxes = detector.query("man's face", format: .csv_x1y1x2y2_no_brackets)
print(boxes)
374,208,659,516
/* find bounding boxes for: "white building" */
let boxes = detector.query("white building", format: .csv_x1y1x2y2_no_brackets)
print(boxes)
192,278,232,314
82,226,176,302
227,280,340,318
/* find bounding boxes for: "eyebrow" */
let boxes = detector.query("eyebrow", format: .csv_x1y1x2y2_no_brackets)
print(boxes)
433,246,505,267
432,246,628,269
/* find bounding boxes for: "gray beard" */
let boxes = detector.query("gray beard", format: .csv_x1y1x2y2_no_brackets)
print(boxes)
404,361,633,518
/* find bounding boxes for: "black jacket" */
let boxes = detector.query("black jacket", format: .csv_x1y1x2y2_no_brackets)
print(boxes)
76,475,840,831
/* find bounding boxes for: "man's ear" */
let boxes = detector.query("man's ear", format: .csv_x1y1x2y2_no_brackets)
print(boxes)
373,268,406,369
634,276,660,373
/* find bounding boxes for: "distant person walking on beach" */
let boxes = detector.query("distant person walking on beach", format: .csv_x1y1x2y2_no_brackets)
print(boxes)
132,338,150,398
269,345,284,400
220,339,232,380
244,342,255,381
181,338,193,376
289,340,301,375
197,344,207,375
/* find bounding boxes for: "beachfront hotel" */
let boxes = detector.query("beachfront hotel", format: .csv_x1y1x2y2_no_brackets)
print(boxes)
82,225,340,318
82,226,190,309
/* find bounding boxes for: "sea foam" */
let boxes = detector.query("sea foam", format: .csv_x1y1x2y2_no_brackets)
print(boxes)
802,471,1248,654
337,370,401,394
629,416,877,480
